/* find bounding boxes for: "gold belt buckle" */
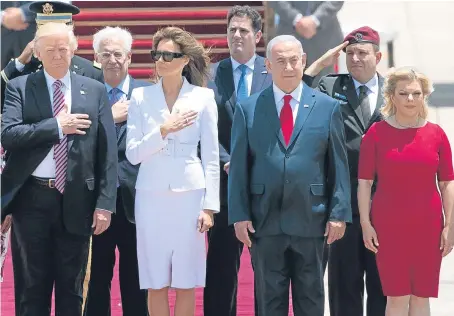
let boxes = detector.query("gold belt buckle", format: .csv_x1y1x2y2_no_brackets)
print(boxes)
48,179,55,188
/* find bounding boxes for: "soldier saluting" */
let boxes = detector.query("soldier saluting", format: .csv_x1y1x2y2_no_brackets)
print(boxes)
1,1,103,111
304,26,387,316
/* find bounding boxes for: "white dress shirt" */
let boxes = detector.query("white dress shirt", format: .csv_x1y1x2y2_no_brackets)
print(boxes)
353,74,379,115
32,70,72,178
272,82,303,124
231,55,255,98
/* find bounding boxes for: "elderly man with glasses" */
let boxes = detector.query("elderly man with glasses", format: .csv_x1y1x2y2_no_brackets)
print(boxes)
83,26,150,316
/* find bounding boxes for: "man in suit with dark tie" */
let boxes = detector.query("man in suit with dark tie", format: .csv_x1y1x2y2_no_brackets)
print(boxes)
83,26,149,316
303,27,387,316
205,6,272,316
228,35,352,316
1,22,117,316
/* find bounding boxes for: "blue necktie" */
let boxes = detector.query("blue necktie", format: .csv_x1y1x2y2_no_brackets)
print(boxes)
109,87,123,137
236,64,248,102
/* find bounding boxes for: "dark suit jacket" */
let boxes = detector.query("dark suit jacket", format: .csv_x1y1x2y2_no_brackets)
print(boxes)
269,1,344,66
116,77,151,223
208,55,272,206
1,71,117,236
228,82,352,237
317,73,384,215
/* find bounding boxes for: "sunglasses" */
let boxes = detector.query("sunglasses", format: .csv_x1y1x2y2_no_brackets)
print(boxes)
150,50,185,62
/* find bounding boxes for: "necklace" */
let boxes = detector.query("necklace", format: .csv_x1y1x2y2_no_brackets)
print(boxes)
394,115,420,128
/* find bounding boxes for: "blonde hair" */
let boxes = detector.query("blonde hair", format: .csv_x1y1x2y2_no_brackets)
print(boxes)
152,27,211,87
381,66,433,119
34,22,78,51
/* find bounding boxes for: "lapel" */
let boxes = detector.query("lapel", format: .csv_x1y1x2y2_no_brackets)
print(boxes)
250,55,269,94
342,76,366,129
70,58,84,77
368,74,385,125
118,76,135,141
67,73,87,152
31,71,53,119
217,58,236,119
288,82,316,147
261,86,286,147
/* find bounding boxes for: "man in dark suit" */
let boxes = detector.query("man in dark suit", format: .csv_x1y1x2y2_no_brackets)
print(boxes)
205,6,272,316
269,1,344,85
228,35,352,316
303,27,387,316
1,1,103,112
83,26,149,316
1,1,36,69
1,22,117,316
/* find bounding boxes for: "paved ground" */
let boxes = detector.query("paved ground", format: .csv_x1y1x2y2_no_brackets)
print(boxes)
323,104,454,315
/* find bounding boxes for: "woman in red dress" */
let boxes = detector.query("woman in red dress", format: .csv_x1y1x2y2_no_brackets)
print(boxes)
358,67,454,316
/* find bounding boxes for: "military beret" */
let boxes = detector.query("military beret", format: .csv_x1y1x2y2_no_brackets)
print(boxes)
343,26,380,51
29,1,80,25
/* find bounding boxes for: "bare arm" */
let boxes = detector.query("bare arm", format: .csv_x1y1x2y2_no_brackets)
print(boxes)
358,179,373,225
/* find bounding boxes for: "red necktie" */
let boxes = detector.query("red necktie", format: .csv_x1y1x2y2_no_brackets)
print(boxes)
280,95,294,145
53,80,68,193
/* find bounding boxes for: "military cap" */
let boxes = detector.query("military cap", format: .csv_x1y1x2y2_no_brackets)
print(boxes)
343,26,380,51
29,1,80,25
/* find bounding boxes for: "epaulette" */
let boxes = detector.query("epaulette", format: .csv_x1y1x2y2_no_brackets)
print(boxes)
93,61,102,69
1,70,9,82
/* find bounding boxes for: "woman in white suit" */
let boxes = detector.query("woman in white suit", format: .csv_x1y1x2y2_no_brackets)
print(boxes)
126,27,220,316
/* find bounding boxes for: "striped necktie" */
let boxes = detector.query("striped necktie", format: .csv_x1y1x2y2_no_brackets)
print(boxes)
53,80,67,193
109,87,123,137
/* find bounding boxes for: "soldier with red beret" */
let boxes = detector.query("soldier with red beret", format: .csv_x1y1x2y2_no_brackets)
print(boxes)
303,26,387,316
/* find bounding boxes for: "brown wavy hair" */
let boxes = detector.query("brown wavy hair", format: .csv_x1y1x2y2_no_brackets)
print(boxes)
381,66,433,119
152,27,211,87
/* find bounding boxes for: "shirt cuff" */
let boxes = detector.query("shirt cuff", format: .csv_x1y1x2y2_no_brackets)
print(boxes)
292,13,303,26
56,119,63,139
96,208,113,213
310,15,321,27
19,8,26,22
15,58,25,72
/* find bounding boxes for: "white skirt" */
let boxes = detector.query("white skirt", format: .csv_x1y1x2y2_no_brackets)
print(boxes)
135,189,206,290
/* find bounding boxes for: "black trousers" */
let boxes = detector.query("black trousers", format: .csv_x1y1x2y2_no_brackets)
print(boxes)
327,217,387,316
11,178,90,316
204,203,259,316
251,235,325,316
83,189,148,316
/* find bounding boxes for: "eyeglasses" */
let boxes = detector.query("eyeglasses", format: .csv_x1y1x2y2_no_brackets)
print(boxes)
150,50,185,62
97,51,126,60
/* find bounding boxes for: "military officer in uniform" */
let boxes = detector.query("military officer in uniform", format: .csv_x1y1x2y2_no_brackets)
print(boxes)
304,26,387,316
1,1,103,111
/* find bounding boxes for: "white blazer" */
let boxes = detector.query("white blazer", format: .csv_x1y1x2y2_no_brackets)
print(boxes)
126,77,220,212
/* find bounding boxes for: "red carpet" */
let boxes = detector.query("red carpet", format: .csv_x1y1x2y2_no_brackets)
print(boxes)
1,246,292,315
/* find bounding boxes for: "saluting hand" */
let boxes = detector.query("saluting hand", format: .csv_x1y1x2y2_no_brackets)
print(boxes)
57,104,92,135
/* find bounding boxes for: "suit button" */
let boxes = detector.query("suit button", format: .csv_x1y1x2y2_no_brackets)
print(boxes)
285,180,290,184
